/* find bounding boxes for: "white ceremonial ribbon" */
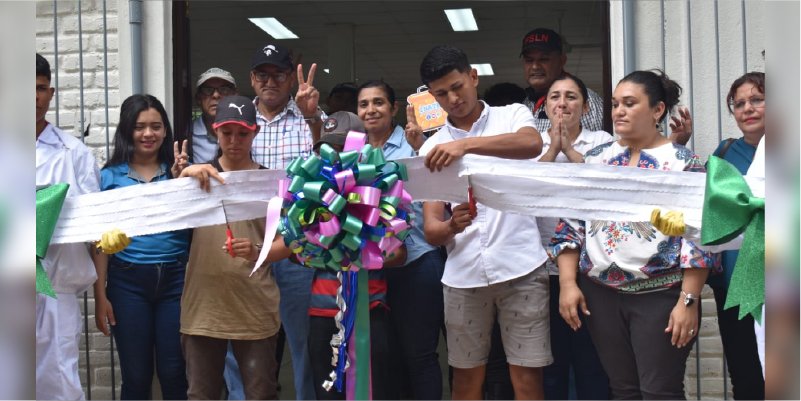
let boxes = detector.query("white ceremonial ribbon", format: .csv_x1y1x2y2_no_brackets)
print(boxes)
49,155,764,246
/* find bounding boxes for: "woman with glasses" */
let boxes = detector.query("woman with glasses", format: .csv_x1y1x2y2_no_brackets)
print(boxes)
706,71,766,400
189,68,238,163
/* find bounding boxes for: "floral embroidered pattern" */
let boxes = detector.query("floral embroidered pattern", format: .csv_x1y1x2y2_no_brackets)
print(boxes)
636,151,660,169
673,143,695,162
597,263,636,284
607,149,630,166
641,237,681,275
588,221,656,255
584,141,614,158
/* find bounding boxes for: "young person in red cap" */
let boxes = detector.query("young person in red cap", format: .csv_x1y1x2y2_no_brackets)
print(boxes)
179,95,286,400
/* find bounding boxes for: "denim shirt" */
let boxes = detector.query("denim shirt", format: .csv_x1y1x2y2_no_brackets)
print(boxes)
100,162,190,264
381,125,436,264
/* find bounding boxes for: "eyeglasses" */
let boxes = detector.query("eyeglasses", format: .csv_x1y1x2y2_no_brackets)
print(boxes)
198,85,236,97
730,97,765,111
253,71,289,83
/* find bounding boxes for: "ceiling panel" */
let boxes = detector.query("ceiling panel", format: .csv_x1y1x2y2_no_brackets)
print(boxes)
188,1,607,109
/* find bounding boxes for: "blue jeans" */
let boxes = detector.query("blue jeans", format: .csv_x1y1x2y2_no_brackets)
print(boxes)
272,259,316,400
107,257,188,400
385,250,446,400
224,342,245,400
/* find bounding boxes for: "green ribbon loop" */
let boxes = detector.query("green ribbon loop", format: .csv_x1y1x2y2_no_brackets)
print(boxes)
288,175,306,194
300,156,323,178
303,181,331,203
356,164,378,182
376,174,398,192
319,144,340,164
701,156,765,322
342,213,363,236
36,183,70,298
339,151,359,168
327,195,346,215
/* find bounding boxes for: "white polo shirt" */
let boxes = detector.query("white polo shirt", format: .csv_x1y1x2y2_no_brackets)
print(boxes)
419,101,548,288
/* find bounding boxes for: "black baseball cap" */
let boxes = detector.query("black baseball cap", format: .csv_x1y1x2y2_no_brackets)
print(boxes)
520,28,563,55
251,43,294,71
212,95,258,131
314,111,365,151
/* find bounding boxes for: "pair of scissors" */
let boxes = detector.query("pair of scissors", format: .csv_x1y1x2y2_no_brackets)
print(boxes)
221,200,235,257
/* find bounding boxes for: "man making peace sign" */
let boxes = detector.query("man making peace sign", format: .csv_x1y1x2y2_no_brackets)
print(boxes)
248,42,325,401
249,42,324,170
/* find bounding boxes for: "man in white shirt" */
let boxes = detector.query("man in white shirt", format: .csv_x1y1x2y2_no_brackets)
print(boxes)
418,45,551,400
36,53,105,400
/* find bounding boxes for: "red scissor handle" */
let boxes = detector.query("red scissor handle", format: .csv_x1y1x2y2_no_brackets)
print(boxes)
467,186,477,218
226,227,236,257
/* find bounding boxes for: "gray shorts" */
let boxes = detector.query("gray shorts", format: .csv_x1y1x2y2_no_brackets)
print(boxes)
443,266,552,369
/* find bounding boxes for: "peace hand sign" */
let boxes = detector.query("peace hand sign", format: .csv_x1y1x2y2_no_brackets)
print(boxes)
171,139,189,178
295,63,320,118
405,104,425,152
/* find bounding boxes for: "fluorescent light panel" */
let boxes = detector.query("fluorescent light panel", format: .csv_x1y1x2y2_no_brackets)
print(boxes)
444,8,478,31
471,63,494,76
248,17,299,39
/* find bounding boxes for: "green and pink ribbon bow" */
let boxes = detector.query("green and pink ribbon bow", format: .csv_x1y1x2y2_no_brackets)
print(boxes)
277,131,413,399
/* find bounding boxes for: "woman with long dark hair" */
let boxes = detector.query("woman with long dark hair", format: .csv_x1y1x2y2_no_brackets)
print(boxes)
552,70,719,399
93,94,190,399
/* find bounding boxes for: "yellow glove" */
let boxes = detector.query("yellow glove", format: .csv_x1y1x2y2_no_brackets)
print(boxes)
650,208,686,236
96,228,131,254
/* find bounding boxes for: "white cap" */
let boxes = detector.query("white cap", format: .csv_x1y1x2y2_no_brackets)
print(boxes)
196,67,236,88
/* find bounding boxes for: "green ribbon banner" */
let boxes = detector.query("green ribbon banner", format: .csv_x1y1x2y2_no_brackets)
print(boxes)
36,183,70,298
701,156,764,322
355,268,371,399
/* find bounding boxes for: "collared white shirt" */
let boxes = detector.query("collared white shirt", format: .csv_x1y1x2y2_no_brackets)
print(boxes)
36,123,100,293
419,101,549,288
535,128,614,274
251,98,322,170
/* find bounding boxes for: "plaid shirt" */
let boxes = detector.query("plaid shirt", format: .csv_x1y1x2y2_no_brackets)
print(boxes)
523,87,605,134
251,97,321,170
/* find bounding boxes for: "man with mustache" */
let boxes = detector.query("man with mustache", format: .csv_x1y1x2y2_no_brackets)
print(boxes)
520,28,604,135
248,42,324,400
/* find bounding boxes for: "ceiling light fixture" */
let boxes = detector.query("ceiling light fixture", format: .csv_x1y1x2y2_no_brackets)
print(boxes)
444,8,478,32
471,63,494,76
248,17,299,39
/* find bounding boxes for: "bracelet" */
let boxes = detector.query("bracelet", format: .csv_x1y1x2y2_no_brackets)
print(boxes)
303,107,323,123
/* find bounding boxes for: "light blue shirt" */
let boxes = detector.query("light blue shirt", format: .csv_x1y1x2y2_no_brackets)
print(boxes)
191,116,219,164
381,125,436,264
101,163,190,264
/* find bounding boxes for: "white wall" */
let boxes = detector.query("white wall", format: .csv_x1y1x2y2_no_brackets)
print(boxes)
610,0,764,159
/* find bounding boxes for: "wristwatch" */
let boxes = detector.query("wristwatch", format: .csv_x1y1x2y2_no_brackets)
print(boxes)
681,290,697,307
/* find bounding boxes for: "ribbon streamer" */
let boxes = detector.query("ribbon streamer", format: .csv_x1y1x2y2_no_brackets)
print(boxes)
48,155,765,245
